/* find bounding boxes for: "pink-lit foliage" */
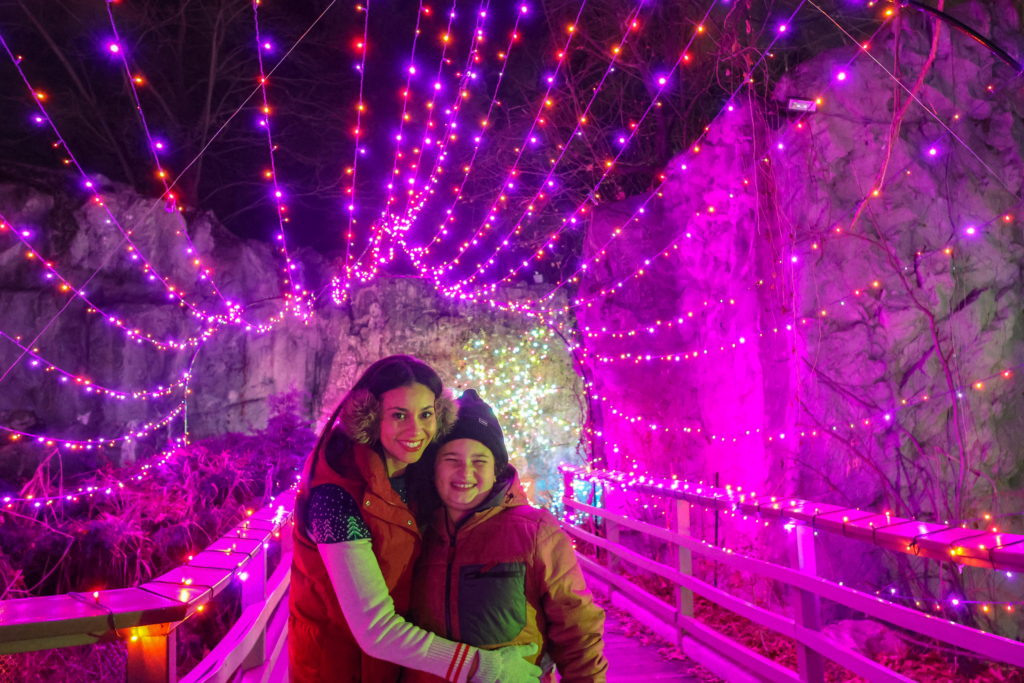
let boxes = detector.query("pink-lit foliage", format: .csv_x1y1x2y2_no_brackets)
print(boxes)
0,392,311,599
0,393,313,680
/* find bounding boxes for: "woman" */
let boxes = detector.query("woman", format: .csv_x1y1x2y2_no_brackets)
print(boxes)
289,355,541,683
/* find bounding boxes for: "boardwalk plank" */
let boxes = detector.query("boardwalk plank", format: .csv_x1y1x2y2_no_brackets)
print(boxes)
553,613,704,683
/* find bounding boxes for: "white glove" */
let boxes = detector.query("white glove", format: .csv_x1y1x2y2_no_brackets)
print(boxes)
472,643,542,683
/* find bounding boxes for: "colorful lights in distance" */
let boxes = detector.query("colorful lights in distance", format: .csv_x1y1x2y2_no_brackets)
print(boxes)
454,327,580,459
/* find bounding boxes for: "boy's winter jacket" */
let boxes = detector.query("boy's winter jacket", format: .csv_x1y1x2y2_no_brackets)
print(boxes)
404,468,608,683
288,389,457,683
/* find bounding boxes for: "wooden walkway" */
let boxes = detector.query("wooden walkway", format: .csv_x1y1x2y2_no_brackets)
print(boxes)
269,611,710,683
597,613,705,683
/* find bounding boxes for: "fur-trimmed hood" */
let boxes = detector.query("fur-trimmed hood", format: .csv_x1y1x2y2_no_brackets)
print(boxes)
338,386,458,445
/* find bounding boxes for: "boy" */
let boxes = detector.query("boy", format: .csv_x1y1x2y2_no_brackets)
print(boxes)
407,390,608,683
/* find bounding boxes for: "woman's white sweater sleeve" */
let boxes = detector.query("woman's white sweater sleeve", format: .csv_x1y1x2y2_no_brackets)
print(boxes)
318,539,501,683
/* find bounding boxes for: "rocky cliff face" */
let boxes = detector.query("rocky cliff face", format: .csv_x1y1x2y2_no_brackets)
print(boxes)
0,169,582,500
578,0,1024,592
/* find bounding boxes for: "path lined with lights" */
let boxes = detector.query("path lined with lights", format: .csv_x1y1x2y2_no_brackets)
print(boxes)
561,465,1024,616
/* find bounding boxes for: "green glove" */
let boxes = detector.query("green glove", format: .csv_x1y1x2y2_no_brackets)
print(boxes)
472,642,541,683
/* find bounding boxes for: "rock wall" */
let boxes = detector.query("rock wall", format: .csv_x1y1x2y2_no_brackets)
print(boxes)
0,169,583,496
578,0,1024,595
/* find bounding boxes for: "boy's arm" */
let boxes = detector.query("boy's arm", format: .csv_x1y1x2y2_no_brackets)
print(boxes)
536,523,609,683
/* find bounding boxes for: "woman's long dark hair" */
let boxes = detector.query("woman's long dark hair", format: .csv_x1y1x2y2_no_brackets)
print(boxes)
298,355,446,531
313,354,445,457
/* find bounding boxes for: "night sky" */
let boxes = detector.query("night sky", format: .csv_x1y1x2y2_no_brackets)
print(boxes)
0,0,864,280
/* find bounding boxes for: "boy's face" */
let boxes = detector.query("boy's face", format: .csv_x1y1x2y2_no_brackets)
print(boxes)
434,438,496,516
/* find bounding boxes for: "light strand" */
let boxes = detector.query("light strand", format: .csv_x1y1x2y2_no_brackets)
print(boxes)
253,0,309,315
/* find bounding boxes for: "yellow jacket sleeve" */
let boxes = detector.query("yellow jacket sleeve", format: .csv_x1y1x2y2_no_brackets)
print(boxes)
535,523,609,683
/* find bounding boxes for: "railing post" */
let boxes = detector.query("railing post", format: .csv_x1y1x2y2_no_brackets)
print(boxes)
790,524,825,683
127,626,176,683
673,499,694,629
605,519,621,576
240,544,268,671
281,517,294,556
562,469,575,523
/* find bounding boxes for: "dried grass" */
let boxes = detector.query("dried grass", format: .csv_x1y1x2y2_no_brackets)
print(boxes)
0,394,315,682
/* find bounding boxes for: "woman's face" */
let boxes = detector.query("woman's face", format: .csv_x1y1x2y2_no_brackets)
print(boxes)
378,382,437,476
434,439,496,521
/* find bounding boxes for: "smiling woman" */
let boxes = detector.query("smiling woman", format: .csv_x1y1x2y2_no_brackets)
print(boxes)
379,382,441,476
289,355,544,683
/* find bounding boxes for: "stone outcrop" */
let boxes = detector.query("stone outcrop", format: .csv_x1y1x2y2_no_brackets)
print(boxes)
578,0,1024,591
0,168,582,499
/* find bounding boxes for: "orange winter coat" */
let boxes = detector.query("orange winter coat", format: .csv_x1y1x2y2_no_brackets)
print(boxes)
404,469,608,683
288,429,421,683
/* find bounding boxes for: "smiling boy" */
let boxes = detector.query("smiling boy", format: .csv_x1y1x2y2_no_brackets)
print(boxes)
405,390,608,683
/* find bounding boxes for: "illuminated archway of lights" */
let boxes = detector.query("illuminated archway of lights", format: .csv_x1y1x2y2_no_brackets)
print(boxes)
453,328,580,460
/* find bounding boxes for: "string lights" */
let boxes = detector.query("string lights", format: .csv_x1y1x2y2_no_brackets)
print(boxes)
449,0,722,293
356,0,431,273
2,0,1020,576
453,327,580,458
0,437,187,510
104,2,235,310
0,2,338,455
0,330,191,401
253,0,311,317
434,0,628,287
560,465,1024,616
2,40,214,317
402,3,518,266
341,0,373,289
2,402,186,449
354,2,512,285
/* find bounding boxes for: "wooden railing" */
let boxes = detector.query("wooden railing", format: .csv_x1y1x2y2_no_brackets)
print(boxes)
0,490,296,683
560,466,1024,683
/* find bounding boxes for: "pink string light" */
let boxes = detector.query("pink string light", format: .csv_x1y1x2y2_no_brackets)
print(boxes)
354,1,431,273
1,402,186,449
0,437,187,509
0,214,220,350
447,0,680,292
428,1,594,280
397,0,469,221
0,330,191,401
254,0,310,317
403,3,526,259
1,39,210,317
104,2,233,309
456,0,819,310
341,0,374,293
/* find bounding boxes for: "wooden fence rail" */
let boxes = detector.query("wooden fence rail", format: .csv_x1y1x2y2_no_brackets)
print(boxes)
562,467,1024,572
0,489,296,683
560,467,1024,683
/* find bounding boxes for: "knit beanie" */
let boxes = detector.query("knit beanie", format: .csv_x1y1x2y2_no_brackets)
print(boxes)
437,389,509,476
